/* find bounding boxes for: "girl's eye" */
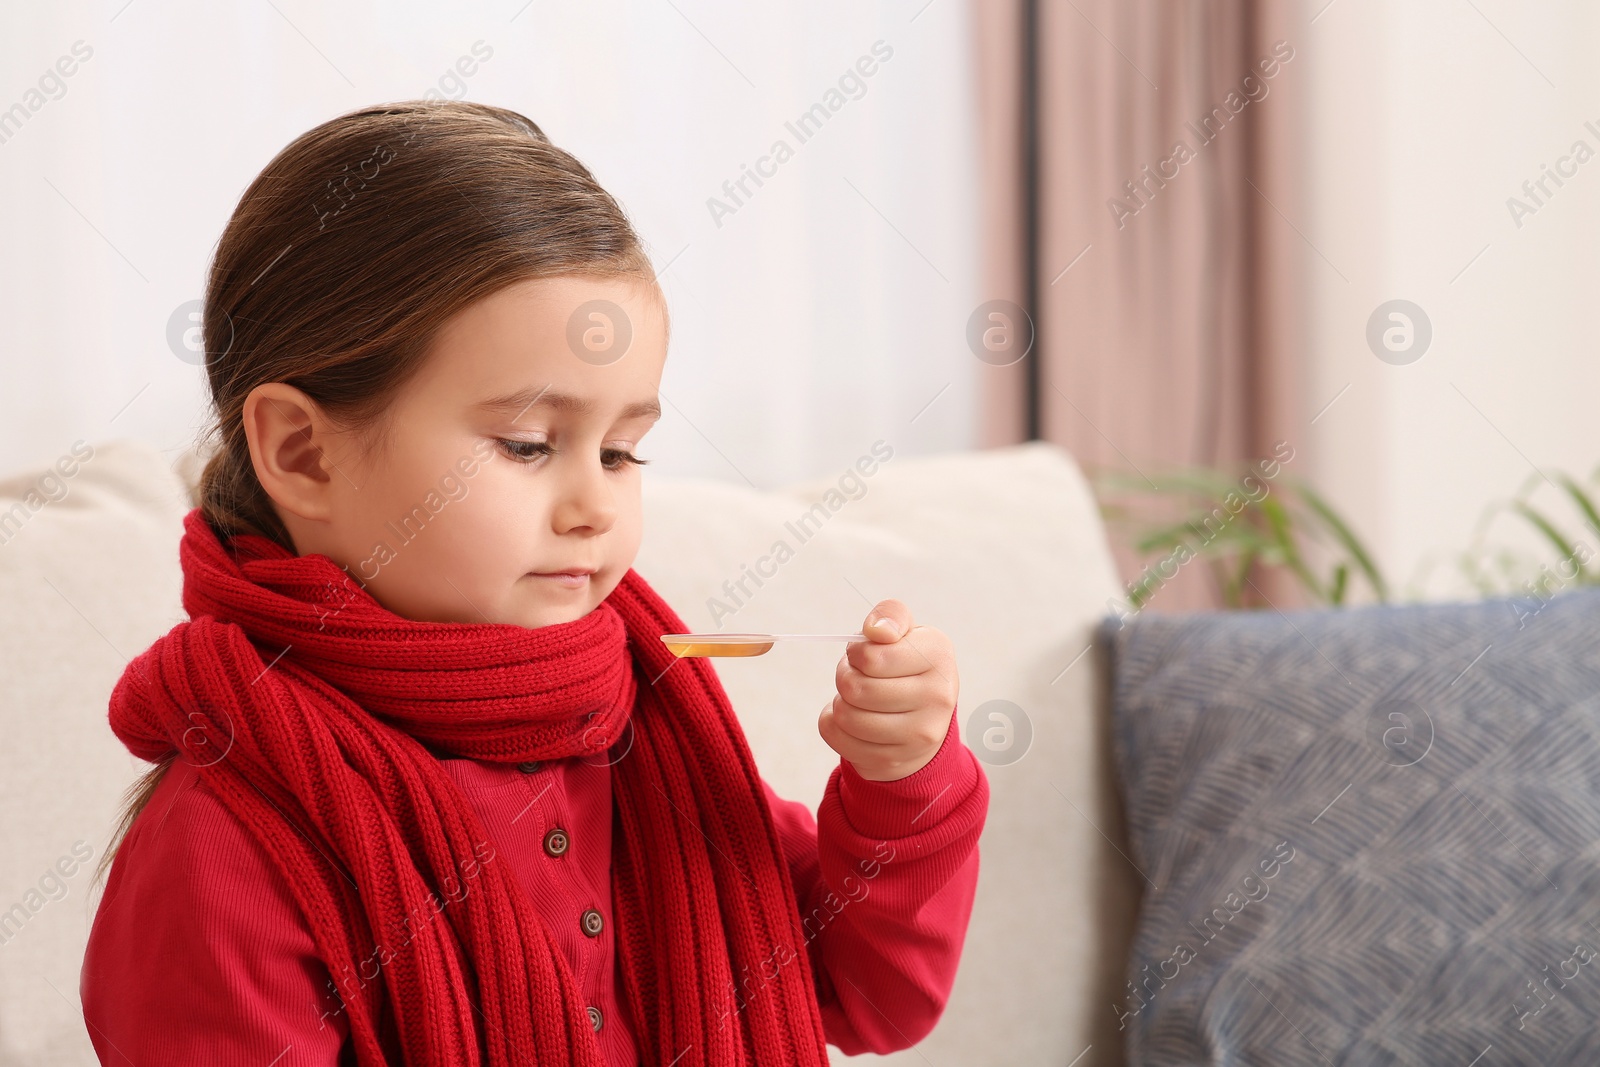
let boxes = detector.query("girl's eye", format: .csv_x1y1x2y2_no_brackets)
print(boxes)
495,439,650,471
601,448,649,471
497,439,554,463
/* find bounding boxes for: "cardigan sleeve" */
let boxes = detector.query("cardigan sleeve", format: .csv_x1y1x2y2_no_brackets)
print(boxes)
759,706,989,1056
79,761,350,1066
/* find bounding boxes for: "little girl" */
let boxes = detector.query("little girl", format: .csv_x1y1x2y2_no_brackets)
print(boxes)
79,101,988,1067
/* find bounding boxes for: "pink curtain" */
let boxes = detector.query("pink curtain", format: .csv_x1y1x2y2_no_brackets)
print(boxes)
974,0,1309,612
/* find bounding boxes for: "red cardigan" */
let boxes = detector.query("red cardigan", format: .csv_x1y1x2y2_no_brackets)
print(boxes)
80,707,987,1065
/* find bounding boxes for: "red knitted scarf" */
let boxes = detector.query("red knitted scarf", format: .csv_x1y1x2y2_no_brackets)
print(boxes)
108,508,831,1066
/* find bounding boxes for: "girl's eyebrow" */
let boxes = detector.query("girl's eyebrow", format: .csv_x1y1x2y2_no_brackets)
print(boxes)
474,387,661,422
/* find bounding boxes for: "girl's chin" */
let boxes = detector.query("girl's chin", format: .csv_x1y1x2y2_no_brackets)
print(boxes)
513,593,601,629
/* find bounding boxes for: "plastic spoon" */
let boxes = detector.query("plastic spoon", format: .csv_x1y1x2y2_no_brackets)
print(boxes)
660,632,868,658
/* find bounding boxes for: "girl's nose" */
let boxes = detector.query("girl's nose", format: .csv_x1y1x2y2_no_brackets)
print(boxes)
550,456,618,535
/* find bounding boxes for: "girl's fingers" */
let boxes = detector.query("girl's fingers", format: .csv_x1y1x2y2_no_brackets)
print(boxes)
845,625,946,679
819,697,916,753
835,658,928,713
862,598,913,644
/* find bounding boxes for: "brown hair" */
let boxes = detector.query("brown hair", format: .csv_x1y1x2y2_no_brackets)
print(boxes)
94,99,658,890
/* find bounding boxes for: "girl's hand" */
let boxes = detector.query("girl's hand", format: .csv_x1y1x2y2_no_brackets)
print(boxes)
819,599,959,782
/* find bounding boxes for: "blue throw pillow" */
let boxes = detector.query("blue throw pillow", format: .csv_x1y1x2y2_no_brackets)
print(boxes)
1101,588,1600,1065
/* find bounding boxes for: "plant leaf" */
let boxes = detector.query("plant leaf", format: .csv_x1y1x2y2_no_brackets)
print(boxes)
1297,481,1390,602
1258,494,1329,603
1511,501,1578,563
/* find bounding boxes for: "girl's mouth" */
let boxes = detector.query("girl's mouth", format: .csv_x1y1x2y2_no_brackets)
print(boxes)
529,570,594,589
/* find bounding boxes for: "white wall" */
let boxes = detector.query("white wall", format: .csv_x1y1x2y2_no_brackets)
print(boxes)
0,1,979,490
18,0,1577,605
1305,0,1600,601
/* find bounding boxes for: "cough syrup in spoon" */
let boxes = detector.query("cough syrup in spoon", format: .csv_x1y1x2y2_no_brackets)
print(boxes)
660,633,868,658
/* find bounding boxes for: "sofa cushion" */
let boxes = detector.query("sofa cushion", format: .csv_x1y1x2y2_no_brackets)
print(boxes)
0,439,196,1067
1103,589,1600,1064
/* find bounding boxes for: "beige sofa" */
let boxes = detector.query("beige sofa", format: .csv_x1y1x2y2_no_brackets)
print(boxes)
0,437,1139,1066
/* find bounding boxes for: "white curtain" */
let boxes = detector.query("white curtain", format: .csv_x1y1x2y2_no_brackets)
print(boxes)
0,0,981,489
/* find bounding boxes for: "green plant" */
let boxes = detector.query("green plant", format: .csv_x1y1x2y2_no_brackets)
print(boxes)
1457,467,1600,596
1095,467,1388,610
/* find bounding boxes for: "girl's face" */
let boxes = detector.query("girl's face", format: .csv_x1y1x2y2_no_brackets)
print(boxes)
254,273,669,630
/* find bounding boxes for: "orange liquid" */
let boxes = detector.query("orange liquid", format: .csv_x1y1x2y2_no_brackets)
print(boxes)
661,638,775,658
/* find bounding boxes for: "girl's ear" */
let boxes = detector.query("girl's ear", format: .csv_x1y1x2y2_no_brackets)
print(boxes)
241,382,345,524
